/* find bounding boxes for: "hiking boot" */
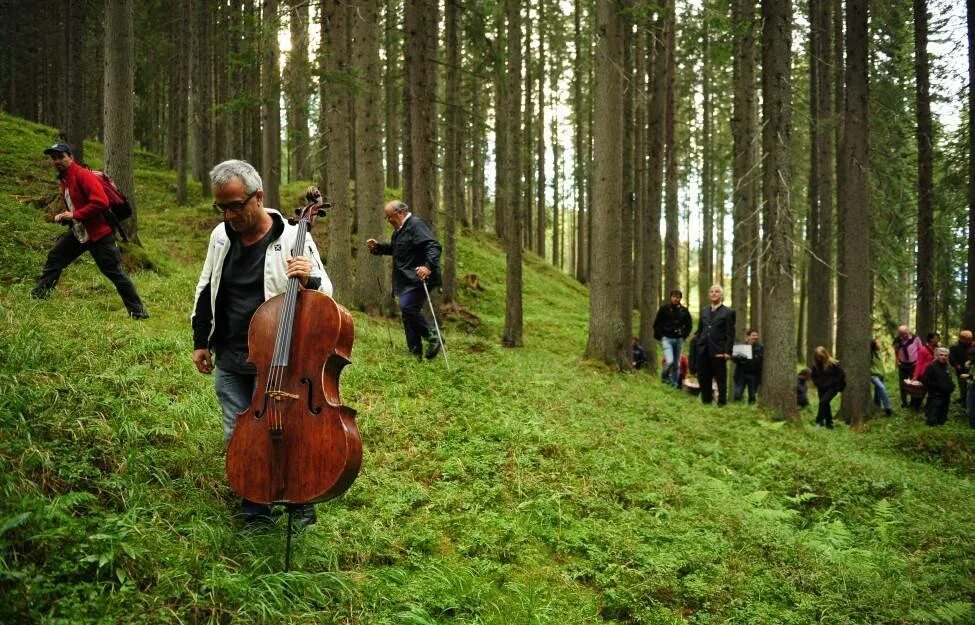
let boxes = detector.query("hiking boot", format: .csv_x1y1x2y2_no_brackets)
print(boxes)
425,340,441,360
30,286,52,300
129,309,150,320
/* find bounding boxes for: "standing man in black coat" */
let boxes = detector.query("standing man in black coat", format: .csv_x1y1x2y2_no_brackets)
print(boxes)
920,347,954,426
652,289,693,388
693,285,736,405
732,328,764,404
367,200,443,360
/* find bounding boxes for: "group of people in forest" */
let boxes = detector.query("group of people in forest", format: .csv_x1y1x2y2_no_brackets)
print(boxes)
33,148,444,528
636,284,975,430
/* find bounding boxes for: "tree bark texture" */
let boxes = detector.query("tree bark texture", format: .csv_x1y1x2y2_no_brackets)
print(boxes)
261,0,281,209
103,0,139,244
807,0,834,362
285,0,312,182
837,0,871,426
442,0,462,303
664,5,679,296
732,0,758,330
699,9,713,308
759,0,797,419
405,0,439,228
384,0,401,190
352,0,387,314
586,0,627,368
322,0,353,302
502,0,524,347
914,0,936,338
639,4,667,366
966,0,975,330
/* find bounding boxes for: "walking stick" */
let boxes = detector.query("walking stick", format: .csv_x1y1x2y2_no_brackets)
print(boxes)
421,280,449,369
376,276,395,351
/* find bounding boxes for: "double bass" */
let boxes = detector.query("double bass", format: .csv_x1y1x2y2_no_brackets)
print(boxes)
225,191,361,507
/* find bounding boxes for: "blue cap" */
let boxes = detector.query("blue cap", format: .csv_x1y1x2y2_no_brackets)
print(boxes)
43,143,72,156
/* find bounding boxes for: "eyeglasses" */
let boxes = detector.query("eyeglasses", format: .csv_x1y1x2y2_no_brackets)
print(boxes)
213,190,257,213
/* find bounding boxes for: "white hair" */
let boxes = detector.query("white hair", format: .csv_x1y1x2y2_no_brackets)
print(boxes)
709,284,724,296
209,159,263,194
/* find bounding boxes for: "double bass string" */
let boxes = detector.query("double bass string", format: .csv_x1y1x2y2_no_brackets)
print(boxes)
264,208,310,432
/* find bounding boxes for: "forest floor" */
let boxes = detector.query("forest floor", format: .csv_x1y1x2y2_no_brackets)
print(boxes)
1,113,974,625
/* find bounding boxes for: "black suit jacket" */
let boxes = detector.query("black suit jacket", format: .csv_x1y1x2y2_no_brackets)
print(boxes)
372,214,442,294
695,304,736,357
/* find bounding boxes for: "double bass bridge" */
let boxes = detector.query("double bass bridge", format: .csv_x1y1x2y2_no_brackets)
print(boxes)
267,390,300,402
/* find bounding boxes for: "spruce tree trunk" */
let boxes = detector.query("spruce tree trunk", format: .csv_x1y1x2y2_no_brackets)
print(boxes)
759,0,796,419
536,2,547,257
966,0,975,330
384,0,401,190
915,0,936,338
64,0,86,167
261,0,281,209
523,17,534,252
442,0,461,303
699,8,712,307
285,0,311,182
502,0,524,347
192,0,214,196
586,0,626,368
664,7,679,295
807,0,834,362
353,0,387,314
494,14,508,240
322,0,353,302
638,7,667,371
405,0,439,228
837,0,871,426
175,0,190,205
621,16,634,338
103,0,139,245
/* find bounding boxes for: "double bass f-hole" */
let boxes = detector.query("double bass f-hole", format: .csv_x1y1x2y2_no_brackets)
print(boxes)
300,377,322,415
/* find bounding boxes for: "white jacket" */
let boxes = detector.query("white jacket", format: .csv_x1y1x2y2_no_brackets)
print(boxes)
191,209,333,346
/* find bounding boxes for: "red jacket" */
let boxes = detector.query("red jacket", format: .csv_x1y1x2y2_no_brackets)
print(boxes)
61,162,112,243
914,344,935,379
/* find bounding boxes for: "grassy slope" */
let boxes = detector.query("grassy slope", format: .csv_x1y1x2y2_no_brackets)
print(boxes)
1,113,974,625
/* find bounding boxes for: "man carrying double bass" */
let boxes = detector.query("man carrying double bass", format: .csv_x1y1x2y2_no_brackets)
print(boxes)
191,159,331,528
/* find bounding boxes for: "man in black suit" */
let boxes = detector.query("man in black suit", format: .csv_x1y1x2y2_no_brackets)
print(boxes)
693,284,736,405
367,200,443,360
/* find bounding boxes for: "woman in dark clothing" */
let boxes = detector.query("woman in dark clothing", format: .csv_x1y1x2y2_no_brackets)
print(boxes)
811,346,846,429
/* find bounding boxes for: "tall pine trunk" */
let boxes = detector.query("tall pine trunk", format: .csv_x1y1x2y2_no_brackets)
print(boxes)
837,0,871,426
285,0,311,181
759,0,796,418
664,6,679,295
586,0,626,368
966,0,975,330
261,0,281,209
353,0,386,314
103,0,139,245
405,0,439,227
915,0,935,338
442,0,462,303
807,0,834,361
502,0,523,347
322,0,353,302
731,0,757,328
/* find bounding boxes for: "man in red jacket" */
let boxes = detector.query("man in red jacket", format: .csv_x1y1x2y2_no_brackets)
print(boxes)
31,143,148,319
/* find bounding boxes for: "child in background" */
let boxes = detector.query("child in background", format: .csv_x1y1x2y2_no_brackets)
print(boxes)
797,368,812,408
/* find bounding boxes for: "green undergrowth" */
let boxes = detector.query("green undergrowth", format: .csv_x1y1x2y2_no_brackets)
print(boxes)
1,112,974,624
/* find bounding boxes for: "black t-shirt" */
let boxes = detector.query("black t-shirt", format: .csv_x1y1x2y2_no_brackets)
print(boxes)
212,224,278,374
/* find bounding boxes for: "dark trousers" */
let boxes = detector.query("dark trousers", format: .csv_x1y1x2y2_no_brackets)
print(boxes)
697,353,728,405
34,232,146,314
956,372,969,404
898,362,917,407
398,287,433,355
925,395,949,426
733,370,760,403
817,388,839,426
